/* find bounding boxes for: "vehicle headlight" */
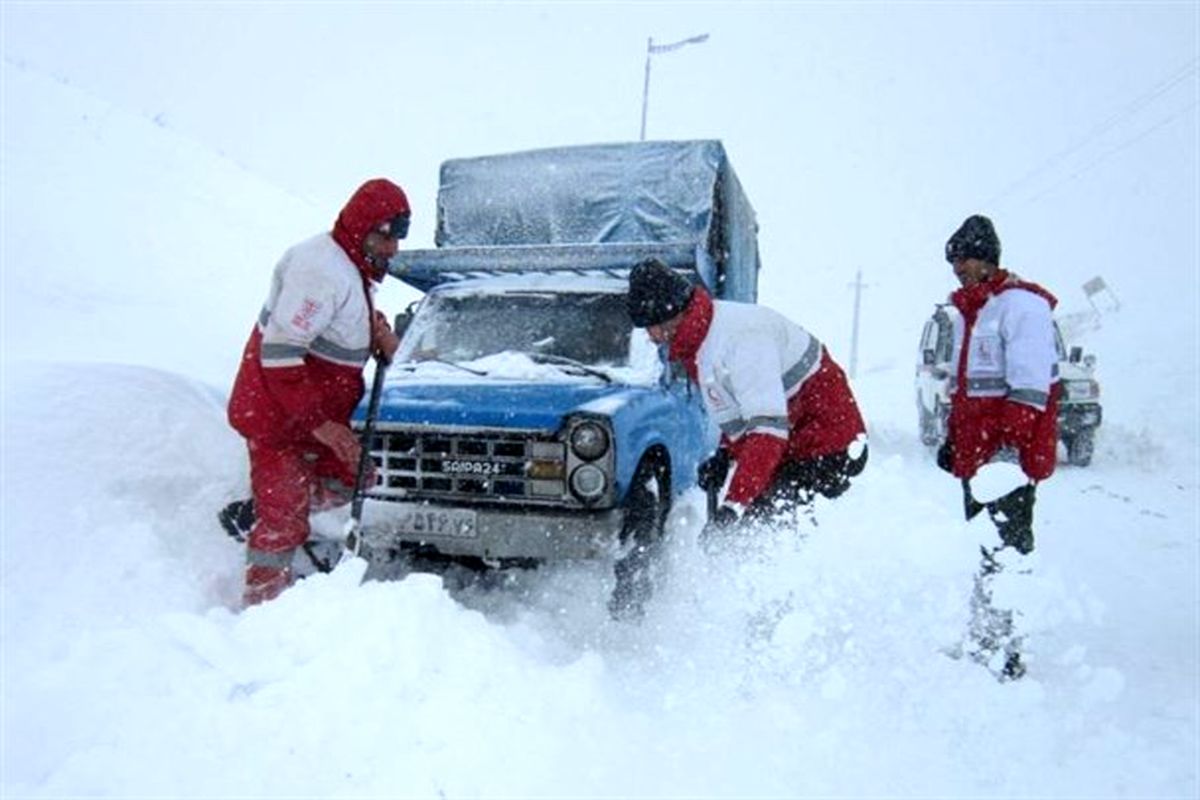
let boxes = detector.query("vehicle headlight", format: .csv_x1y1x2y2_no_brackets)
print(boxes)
570,421,610,461
569,464,607,502
1066,380,1100,401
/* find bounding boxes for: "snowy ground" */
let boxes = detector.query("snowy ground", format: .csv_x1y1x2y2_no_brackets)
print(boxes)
3,41,1198,800
3,360,1195,798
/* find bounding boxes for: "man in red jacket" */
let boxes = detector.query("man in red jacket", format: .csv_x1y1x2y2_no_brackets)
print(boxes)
626,259,868,535
940,214,1059,554
939,213,1060,680
223,179,409,606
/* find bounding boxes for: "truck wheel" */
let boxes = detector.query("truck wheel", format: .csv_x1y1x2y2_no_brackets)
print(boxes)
918,405,938,446
919,400,948,448
1067,428,1095,467
608,454,670,621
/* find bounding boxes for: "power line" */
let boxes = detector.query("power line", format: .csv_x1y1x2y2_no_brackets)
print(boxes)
1021,99,1198,206
985,58,1198,209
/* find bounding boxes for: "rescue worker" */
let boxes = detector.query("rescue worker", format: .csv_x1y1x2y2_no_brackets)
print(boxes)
626,258,868,536
223,178,409,607
939,213,1060,680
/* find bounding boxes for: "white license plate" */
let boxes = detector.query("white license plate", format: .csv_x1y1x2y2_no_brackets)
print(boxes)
395,506,478,539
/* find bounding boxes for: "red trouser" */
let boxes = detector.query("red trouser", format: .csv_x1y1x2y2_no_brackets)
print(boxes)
245,438,356,558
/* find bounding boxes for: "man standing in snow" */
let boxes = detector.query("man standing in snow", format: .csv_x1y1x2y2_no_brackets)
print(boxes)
222,178,409,607
938,213,1060,679
626,258,868,537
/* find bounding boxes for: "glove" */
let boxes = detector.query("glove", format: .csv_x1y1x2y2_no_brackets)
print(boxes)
710,504,740,528
371,310,401,362
697,448,732,492
698,503,743,555
1000,400,1040,449
936,439,954,473
313,420,363,472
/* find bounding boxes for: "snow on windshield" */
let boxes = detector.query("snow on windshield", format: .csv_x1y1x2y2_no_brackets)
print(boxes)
394,280,663,385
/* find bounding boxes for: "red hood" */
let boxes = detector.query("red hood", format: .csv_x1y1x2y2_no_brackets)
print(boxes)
331,178,410,282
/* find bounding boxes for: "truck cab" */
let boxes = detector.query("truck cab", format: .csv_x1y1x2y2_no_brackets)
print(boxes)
353,140,761,612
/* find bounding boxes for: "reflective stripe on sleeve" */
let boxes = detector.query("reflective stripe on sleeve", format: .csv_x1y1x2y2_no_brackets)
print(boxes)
261,342,307,367
782,336,821,395
719,415,790,439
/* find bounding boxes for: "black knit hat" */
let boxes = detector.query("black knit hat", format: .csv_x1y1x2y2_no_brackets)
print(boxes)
626,258,695,327
945,214,1001,265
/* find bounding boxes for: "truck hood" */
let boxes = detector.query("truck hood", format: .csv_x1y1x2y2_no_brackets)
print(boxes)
360,381,642,431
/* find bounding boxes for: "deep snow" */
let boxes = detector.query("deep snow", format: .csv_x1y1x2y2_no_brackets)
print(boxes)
3,18,1198,800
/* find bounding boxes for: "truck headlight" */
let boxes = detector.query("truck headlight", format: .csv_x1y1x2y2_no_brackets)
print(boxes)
569,464,607,502
1066,380,1100,401
570,421,609,461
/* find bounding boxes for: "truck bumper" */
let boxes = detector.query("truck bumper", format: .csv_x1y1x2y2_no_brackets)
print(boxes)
360,499,626,561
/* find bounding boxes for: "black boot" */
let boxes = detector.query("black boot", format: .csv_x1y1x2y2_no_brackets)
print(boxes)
218,498,255,542
608,549,652,622
988,484,1036,555
1001,650,1027,681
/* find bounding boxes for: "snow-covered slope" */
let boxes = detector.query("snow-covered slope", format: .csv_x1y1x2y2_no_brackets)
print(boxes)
2,59,1196,798
1,61,326,389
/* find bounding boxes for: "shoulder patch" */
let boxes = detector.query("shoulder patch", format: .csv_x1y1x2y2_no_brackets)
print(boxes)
291,298,322,332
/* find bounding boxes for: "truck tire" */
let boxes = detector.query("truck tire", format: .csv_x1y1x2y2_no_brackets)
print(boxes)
919,400,948,448
1066,428,1095,467
608,453,670,621
918,405,939,447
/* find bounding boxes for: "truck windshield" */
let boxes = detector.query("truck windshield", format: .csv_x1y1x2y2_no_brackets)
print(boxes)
396,290,633,367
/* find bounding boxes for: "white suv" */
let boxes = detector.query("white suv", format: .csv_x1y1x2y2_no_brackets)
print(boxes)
915,304,1102,466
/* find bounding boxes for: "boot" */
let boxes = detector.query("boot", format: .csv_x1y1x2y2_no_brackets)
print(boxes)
1001,650,1027,681
243,564,293,607
608,551,652,622
988,484,1036,555
218,498,256,542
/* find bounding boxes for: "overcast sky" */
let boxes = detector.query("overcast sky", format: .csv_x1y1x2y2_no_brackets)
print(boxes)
3,1,1196,368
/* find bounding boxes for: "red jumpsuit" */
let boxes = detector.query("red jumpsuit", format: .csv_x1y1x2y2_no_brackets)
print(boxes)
670,287,867,510
228,179,409,604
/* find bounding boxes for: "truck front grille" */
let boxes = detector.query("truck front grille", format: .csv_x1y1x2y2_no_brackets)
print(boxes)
363,428,570,505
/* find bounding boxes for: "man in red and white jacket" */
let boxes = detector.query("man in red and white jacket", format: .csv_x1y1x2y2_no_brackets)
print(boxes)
626,259,868,532
940,214,1060,557
939,214,1060,681
224,178,409,606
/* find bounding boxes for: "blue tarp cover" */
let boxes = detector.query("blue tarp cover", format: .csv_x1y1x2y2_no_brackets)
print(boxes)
394,140,759,301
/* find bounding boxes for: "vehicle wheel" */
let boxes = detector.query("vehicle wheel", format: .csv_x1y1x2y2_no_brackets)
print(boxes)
919,400,948,448
608,453,670,621
1066,428,1095,467
918,405,939,447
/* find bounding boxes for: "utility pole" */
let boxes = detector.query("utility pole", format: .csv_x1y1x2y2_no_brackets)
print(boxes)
848,269,867,380
640,33,710,141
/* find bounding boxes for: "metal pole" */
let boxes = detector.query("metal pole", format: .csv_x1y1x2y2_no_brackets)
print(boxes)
639,37,652,141
639,33,708,142
849,269,864,379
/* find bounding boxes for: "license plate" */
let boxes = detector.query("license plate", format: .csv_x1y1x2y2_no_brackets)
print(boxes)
394,506,477,539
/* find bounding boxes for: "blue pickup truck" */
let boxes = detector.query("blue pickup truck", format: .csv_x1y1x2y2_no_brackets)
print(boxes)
352,140,761,616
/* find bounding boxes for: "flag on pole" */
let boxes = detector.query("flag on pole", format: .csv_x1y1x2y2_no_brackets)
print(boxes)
649,34,710,54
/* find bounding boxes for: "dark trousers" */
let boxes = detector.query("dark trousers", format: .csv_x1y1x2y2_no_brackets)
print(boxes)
746,446,868,521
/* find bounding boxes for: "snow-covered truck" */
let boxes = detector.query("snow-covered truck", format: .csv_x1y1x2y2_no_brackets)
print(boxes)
351,140,761,611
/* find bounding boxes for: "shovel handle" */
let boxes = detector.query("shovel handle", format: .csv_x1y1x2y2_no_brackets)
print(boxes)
345,312,403,555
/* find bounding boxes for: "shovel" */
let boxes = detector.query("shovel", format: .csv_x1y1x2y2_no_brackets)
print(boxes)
342,312,405,559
